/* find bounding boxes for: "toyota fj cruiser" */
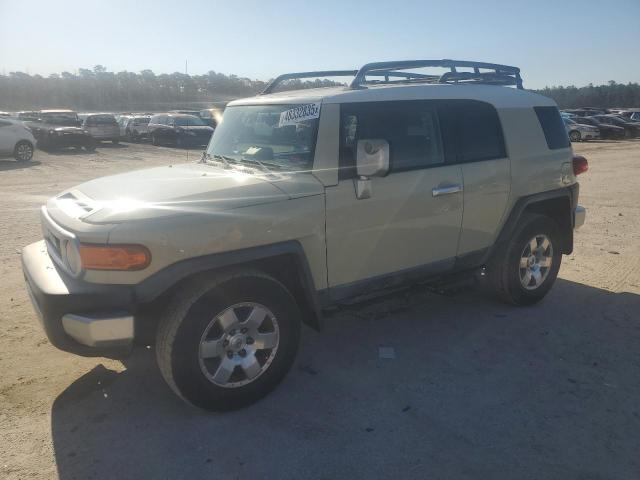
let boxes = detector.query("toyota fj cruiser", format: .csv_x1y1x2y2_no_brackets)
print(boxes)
22,60,587,410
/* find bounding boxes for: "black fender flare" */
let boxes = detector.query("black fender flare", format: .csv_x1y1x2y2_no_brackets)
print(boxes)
489,185,578,261
133,241,324,331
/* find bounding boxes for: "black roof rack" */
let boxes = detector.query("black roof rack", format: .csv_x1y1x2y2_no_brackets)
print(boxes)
261,59,523,95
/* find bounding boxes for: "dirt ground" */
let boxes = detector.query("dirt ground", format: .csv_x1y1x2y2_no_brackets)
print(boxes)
1,140,639,479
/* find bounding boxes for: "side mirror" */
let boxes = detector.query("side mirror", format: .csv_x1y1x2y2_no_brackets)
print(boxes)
354,139,389,199
356,139,389,178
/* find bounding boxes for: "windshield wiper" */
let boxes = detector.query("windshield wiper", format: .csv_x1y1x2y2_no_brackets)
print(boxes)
201,152,236,169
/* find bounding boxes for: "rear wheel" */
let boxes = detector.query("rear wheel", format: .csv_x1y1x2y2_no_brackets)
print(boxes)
156,270,301,411
485,214,562,305
14,141,34,161
569,130,581,142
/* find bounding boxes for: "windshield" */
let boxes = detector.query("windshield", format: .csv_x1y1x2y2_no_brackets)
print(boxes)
174,116,206,126
206,104,320,171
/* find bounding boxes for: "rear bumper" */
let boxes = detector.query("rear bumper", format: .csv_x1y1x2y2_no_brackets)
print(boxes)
22,240,135,357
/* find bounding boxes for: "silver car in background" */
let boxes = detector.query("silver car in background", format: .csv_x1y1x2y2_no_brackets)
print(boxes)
563,117,600,142
81,113,121,144
125,115,151,142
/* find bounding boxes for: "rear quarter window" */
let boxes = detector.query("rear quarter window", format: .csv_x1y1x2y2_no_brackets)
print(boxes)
436,100,506,163
534,106,570,149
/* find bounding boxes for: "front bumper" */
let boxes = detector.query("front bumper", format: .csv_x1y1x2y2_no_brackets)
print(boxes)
22,240,135,357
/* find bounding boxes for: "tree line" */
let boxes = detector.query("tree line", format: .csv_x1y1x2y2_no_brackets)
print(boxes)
0,65,340,112
535,81,640,109
1,66,638,111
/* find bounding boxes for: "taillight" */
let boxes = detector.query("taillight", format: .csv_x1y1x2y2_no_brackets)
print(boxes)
572,155,588,175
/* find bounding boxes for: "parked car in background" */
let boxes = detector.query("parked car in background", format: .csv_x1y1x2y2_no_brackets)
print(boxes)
26,110,96,151
148,113,213,147
564,108,606,117
563,117,600,142
591,115,640,138
619,110,640,122
199,107,224,128
0,118,36,161
17,111,40,122
81,113,121,144
575,116,625,139
170,110,202,117
117,115,133,138
125,115,151,142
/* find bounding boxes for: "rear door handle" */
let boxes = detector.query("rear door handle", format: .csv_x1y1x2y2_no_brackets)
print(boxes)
432,184,463,197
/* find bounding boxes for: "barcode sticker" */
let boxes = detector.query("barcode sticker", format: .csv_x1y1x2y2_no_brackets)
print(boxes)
278,103,321,127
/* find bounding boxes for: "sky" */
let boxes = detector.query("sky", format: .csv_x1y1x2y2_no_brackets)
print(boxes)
0,0,639,89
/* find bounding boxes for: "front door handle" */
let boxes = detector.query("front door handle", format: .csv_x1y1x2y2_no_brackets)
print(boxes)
432,184,463,197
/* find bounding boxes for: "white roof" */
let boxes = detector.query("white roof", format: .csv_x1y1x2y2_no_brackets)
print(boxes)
229,83,556,109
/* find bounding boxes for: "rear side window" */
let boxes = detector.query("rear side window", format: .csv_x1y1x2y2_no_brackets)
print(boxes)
534,106,570,149
438,100,506,163
339,101,444,177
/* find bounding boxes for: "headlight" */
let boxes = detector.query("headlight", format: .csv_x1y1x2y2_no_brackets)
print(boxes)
64,240,82,276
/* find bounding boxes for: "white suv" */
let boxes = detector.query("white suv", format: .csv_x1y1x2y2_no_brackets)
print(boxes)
0,118,36,162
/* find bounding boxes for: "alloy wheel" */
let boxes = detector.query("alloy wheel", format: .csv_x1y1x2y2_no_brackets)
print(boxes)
519,234,553,290
16,143,33,161
198,302,280,388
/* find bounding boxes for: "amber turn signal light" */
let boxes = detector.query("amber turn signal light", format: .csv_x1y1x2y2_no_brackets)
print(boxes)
80,244,151,271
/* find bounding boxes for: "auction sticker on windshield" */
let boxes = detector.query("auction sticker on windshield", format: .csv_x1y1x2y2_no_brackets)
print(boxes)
278,103,321,127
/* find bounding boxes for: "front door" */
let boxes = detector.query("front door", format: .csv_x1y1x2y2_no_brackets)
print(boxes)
324,100,463,299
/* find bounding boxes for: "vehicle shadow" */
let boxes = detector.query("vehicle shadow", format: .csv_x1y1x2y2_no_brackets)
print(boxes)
0,159,41,171
51,279,640,479
95,142,128,149
39,148,98,156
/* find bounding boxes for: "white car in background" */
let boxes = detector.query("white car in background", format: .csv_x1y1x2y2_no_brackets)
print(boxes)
0,118,36,161
125,115,152,142
563,117,600,142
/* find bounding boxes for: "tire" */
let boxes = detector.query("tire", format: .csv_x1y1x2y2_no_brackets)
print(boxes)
14,141,34,162
569,130,581,142
84,141,96,152
156,269,301,411
485,213,562,306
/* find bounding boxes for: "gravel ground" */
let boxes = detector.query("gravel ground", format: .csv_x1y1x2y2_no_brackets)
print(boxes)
1,140,639,480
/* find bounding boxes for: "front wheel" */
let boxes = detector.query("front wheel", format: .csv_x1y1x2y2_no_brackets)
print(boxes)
156,270,301,411
485,214,562,306
14,141,34,161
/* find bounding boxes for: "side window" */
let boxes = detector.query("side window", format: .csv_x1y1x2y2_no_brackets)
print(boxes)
534,106,570,150
440,100,506,162
339,101,444,178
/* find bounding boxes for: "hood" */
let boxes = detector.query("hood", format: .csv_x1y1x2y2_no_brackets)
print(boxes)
47,163,323,224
